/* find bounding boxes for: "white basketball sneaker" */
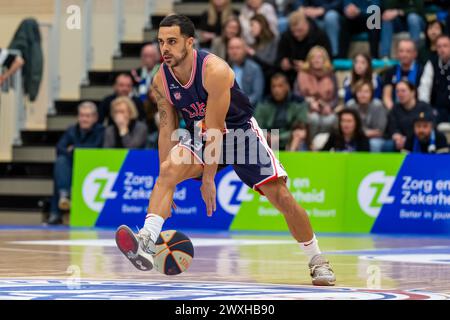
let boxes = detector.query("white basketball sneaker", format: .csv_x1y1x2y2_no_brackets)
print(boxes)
115,225,156,271
309,254,336,286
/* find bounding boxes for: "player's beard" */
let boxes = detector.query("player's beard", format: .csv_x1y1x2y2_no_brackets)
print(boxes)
170,45,188,68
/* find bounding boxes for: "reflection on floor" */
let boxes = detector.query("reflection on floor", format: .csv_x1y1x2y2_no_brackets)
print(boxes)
0,227,449,300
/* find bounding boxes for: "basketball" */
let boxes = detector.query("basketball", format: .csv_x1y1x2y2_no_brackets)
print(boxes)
154,230,194,275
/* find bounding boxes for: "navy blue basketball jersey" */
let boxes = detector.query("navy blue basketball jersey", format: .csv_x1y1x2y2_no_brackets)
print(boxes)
159,49,254,133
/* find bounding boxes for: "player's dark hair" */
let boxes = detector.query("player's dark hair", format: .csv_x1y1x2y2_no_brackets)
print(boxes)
159,14,195,38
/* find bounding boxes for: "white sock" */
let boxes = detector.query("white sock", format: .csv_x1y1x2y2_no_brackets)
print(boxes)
299,234,321,261
143,213,165,243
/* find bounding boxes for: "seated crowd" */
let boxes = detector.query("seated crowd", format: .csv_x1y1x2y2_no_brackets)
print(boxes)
45,0,450,224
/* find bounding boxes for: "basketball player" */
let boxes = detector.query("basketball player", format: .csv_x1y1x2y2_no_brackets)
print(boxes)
115,15,335,286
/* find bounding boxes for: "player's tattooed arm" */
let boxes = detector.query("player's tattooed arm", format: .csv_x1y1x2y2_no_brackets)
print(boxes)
151,72,179,165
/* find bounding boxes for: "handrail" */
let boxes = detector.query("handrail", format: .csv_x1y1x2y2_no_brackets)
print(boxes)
0,49,25,149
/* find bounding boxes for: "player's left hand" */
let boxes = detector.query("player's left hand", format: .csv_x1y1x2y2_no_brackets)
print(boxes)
201,179,216,217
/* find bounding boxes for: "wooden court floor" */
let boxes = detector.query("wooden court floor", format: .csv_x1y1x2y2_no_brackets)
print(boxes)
0,227,449,300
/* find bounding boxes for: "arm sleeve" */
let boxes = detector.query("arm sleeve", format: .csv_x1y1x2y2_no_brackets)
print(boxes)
103,127,115,148
372,104,388,133
418,61,433,104
121,122,148,149
56,130,71,156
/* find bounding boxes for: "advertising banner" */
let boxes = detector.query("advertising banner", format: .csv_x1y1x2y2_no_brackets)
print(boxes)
71,150,450,234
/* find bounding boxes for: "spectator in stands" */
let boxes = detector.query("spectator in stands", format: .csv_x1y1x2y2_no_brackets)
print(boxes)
276,9,332,84
227,37,264,105
384,81,435,151
286,121,312,151
131,44,160,137
198,0,239,48
322,108,370,151
382,39,423,110
247,14,279,92
48,102,104,225
404,110,449,153
418,35,450,124
131,43,160,103
240,0,278,46
254,73,308,150
103,97,148,149
0,48,24,85
98,73,146,125
302,0,343,58
296,46,338,136
346,80,387,152
343,52,383,103
342,0,381,59
210,16,242,60
418,19,444,66
380,0,425,59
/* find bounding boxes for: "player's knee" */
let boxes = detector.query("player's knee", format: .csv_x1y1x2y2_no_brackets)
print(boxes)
157,161,178,187
272,186,293,208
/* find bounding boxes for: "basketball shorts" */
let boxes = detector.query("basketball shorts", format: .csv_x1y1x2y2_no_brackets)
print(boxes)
176,117,288,195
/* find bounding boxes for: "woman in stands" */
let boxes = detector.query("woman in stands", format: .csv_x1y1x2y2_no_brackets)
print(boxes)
210,16,242,60
286,121,312,151
345,80,387,152
103,97,148,149
418,19,445,65
342,52,382,104
296,45,338,137
246,14,279,93
198,0,239,48
322,108,370,152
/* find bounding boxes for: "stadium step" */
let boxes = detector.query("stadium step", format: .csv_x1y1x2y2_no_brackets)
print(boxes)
112,56,141,71
120,42,145,58
47,115,77,131
0,162,53,178
80,85,113,101
0,178,53,196
12,146,55,163
0,210,45,225
20,130,65,146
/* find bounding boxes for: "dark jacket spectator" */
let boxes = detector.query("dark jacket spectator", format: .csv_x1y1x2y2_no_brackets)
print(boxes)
49,101,104,225
227,37,264,106
404,110,449,153
255,73,308,150
322,109,370,152
98,73,146,125
302,0,343,58
380,0,425,58
385,81,435,151
382,39,423,110
276,9,332,84
342,0,381,58
418,35,450,124
103,97,148,149
57,123,104,157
